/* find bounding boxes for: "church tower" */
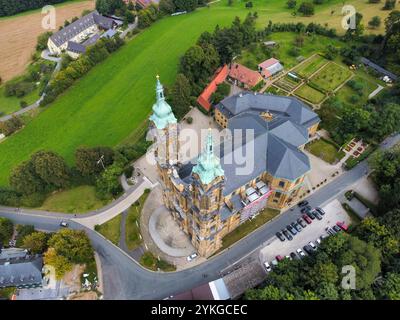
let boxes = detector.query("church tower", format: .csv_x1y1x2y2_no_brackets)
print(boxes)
190,129,225,257
149,76,180,210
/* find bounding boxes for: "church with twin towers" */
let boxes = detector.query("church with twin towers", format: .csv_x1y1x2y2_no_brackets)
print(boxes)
148,76,320,257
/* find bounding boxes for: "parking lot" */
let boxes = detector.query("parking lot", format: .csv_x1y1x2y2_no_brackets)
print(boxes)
258,200,351,264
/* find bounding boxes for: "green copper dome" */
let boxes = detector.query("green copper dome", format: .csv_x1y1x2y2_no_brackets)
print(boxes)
149,76,177,129
192,129,224,185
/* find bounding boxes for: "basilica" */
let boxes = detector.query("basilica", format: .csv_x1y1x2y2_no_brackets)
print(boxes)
148,76,320,257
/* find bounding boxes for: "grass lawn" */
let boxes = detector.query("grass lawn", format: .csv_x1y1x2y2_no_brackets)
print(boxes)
140,251,176,272
294,54,328,78
125,191,149,250
0,0,386,186
336,75,382,106
217,208,280,253
311,62,353,92
0,86,40,116
306,138,345,164
294,84,326,104
39,185,108,213
95,214,122,245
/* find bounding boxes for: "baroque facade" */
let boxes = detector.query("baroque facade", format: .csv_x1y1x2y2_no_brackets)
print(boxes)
149,77,320,257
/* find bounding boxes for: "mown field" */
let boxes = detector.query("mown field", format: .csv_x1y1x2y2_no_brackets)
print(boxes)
0,0,390,186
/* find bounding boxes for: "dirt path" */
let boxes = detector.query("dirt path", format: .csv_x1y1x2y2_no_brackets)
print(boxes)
0,1,95,82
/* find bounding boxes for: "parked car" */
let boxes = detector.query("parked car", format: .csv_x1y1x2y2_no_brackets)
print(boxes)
297,218,307,228
271,259,279,267
315,207,325,216
276,231,286,242
303,245,314,255
336,221,349,231
291,222,302,232
313,211,323,220
263,262,272,272
316,238,322,245
287,225,297,236
276,255,284,262
60,221,68,228
333,225,342,233
282,229,293,241
187,253,198,262
302,214,312,224
326,227,335,236
290,252,298,260
308,241,317,250
286,255,292,260
301,205,312,213
296,248,306,257
298,200,309,207
306,210,316,220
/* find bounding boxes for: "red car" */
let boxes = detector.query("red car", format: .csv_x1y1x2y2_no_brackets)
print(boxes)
302,214,312,224
276,255,284,262
336,221,348,231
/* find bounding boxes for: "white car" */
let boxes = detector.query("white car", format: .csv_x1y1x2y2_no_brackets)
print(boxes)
271,259,279,267
263,262,272,272
296,248,306,257
316,238,322,245
60,221,68,227
285,255,292,260
308,241,317,250
186,253,198,262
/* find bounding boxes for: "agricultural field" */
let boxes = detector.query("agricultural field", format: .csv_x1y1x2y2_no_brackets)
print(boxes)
0,0,94,82
294,54,329,78
0,0,390,186
311,62,353,92
294,84,326,104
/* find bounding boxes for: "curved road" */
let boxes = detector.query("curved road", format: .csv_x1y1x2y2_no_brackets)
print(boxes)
1,134,398,299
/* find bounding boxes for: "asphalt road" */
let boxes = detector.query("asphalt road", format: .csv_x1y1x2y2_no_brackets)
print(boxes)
1,134,398,299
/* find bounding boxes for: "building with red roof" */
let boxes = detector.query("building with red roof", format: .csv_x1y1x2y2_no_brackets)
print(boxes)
197,65,229,111
228,63,264,89
258,58,284,79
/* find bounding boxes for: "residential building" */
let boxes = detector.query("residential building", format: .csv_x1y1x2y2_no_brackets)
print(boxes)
258,58,284,79
47,10,120,58
228,63,264,89
197,65,229,112
171,278,230,300
0,248,43,289
149,78,320,257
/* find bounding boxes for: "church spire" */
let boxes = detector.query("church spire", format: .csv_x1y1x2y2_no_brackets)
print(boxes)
192,129,224,185
149,75,177,129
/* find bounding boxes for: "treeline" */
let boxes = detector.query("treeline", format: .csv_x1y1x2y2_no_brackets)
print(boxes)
138,0,209,29
0,0,68,17
167,13,258,118
41,36,125,106
0,136,151,207
95,0,135,24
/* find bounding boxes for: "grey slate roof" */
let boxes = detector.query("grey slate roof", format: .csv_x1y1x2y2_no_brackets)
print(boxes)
50,11,115,48
213,93,319,195
360,57,398,81
67,41,86,54
216,91,320,128
0,256,43,288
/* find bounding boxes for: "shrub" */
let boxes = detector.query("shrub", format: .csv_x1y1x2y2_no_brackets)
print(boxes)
20,101,28,108
186,116,193,124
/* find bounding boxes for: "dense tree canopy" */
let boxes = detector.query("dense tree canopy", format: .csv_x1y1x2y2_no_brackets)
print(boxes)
0,0,68,17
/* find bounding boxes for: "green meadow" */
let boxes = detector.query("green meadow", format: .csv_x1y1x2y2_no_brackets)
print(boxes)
0,0,386,186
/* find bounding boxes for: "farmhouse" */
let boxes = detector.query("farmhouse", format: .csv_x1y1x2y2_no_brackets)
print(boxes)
47,10,120,58
258,58,284,79
150,77,320,256
197,65,229,112
228,63,264,89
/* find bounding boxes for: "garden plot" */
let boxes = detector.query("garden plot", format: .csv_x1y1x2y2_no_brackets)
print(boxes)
294,84,325,104
310,62,353,92
275,75,300,92
293,54,328,78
